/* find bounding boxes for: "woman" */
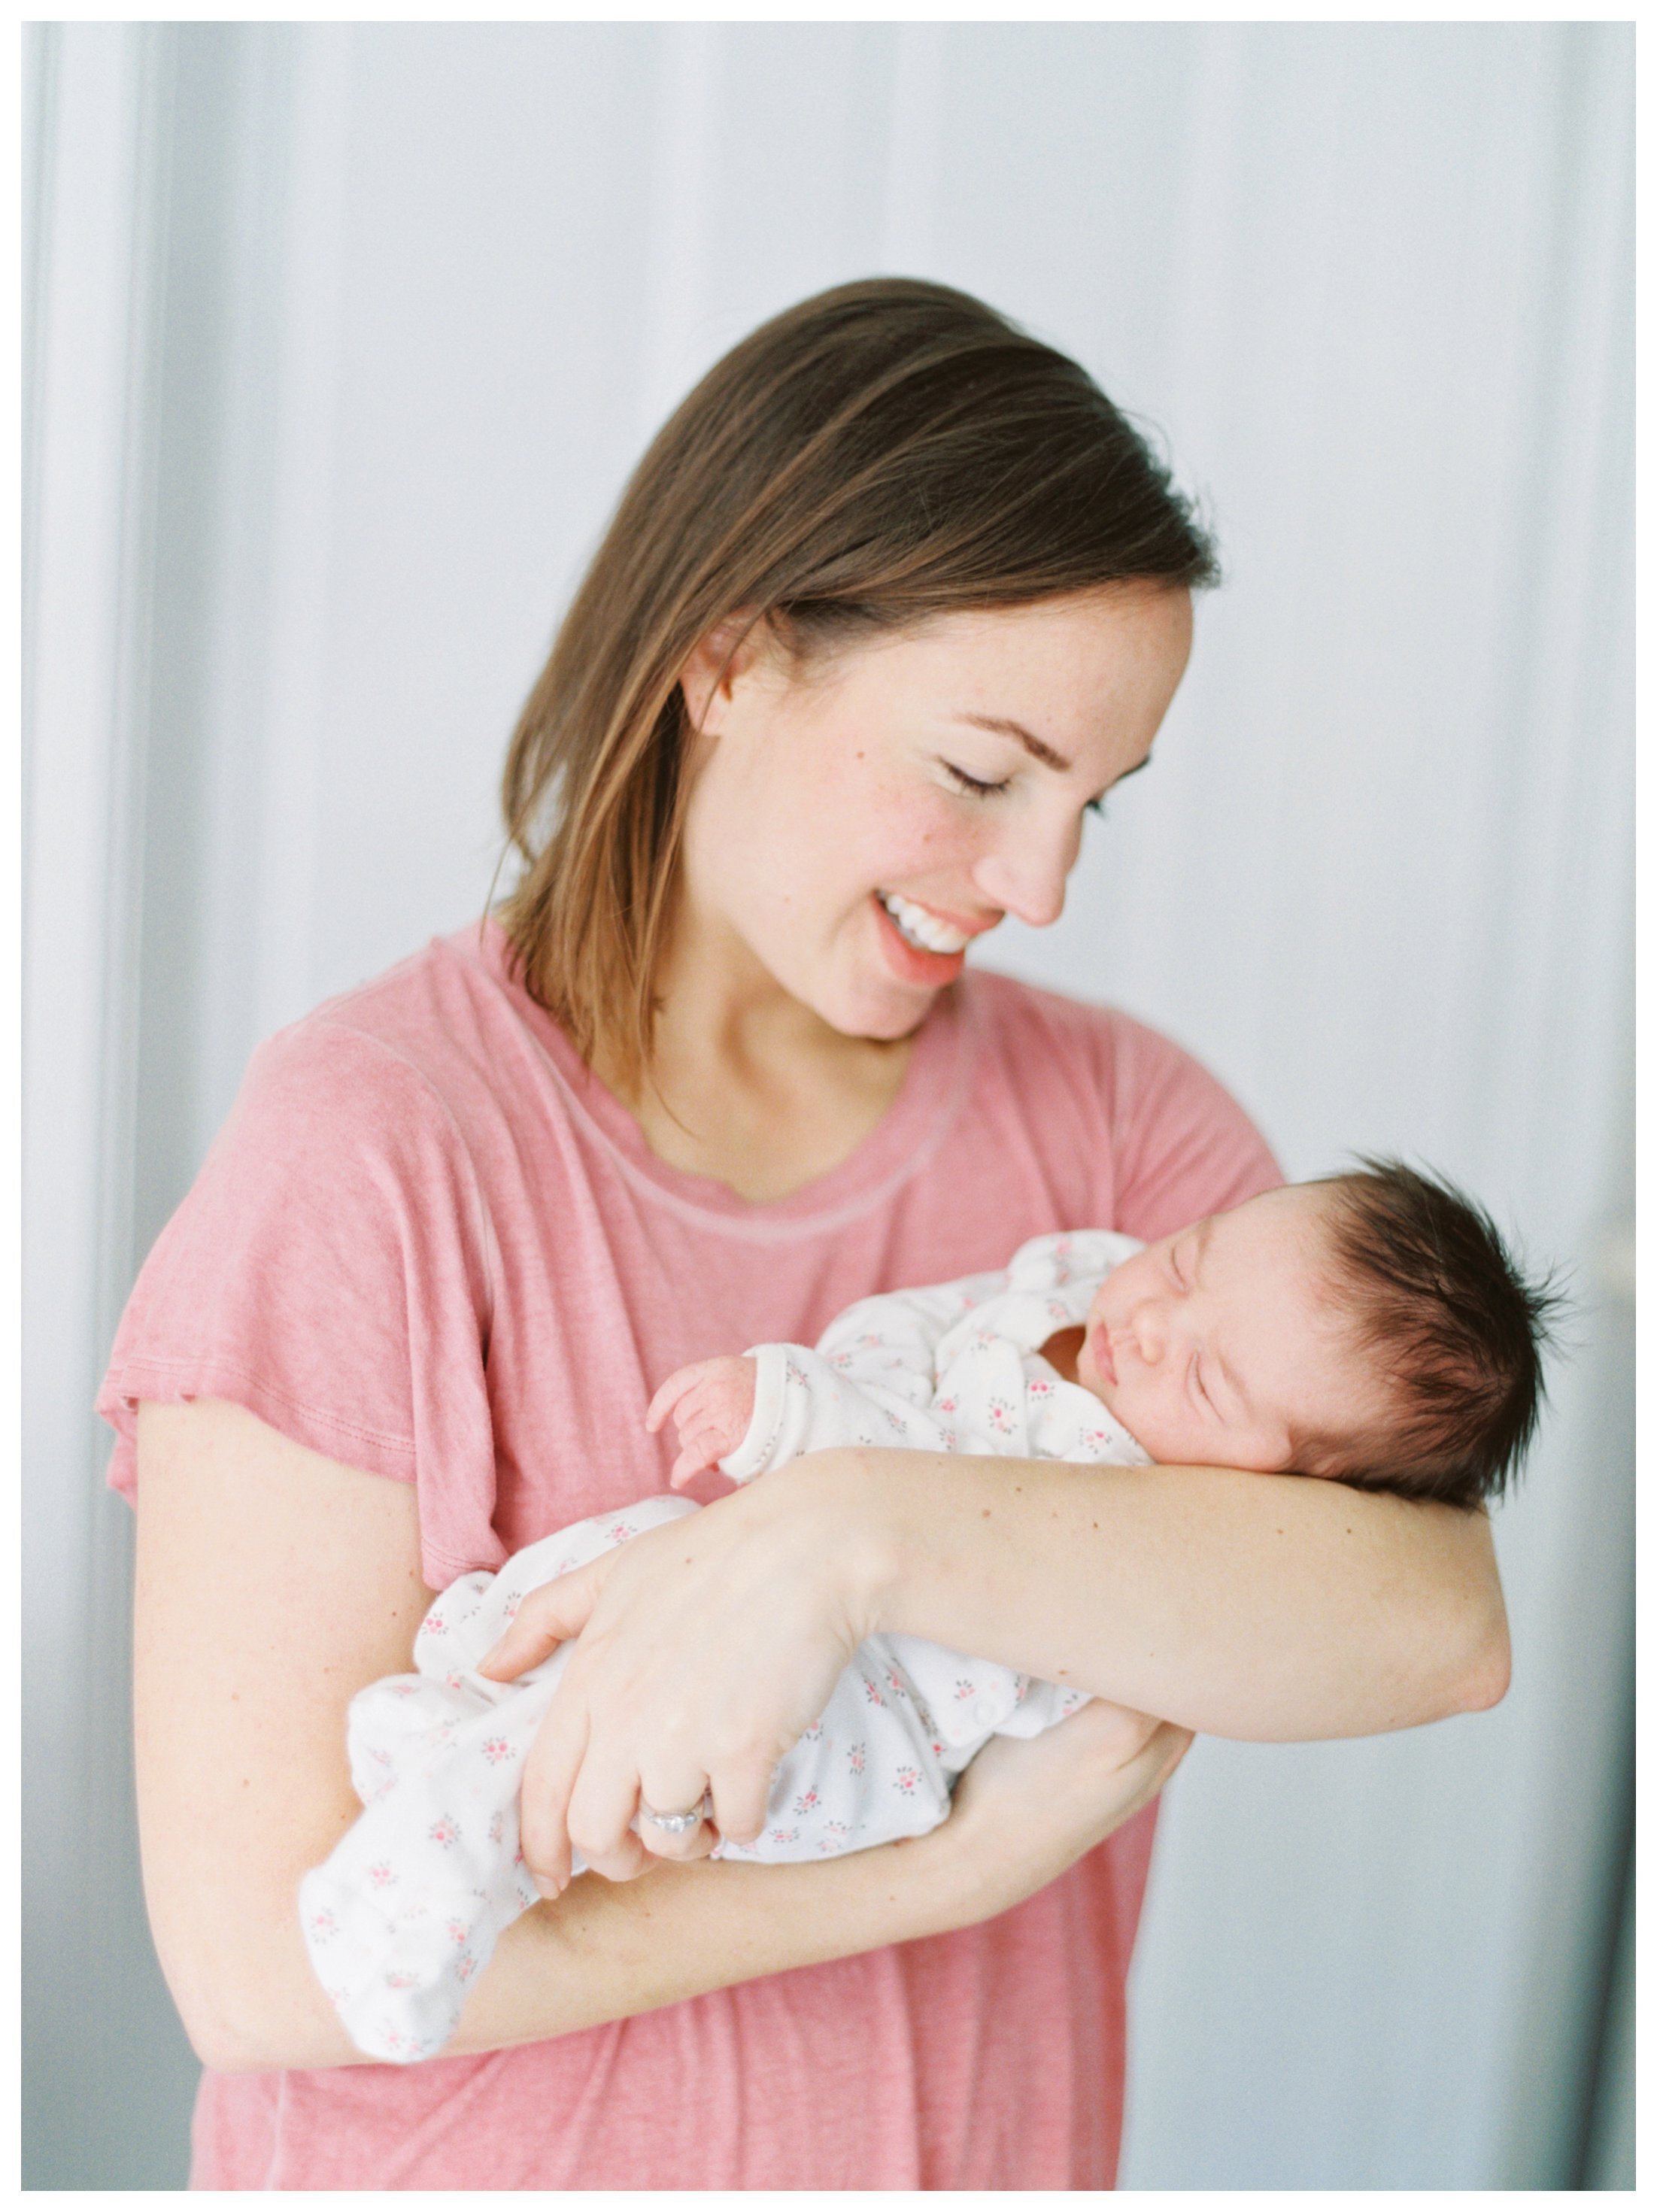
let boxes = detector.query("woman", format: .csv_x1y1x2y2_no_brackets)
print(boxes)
109,280,1507,2189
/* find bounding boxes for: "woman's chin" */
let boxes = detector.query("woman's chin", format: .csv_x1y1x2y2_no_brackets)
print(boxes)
819,953,944,1039
830,985,936,1042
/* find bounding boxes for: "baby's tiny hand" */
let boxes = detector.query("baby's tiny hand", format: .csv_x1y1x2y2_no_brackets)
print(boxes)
645,1355,760,1488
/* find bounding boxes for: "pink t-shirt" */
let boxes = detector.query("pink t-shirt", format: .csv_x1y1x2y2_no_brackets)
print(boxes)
100,919,1279,2190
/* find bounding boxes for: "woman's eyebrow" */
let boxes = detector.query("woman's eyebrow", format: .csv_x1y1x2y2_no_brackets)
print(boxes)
954,712,1072,773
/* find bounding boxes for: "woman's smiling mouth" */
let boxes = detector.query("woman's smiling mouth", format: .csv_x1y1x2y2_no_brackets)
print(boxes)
876,890,975,954
870,891,1001,988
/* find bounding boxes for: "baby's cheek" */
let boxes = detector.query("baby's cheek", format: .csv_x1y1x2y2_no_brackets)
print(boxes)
1113,1389,1198,1468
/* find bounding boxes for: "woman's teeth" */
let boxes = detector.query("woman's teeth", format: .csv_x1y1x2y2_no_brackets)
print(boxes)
879,891,971,955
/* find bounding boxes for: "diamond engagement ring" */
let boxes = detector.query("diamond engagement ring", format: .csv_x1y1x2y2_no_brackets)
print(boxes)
639,1795,706,1834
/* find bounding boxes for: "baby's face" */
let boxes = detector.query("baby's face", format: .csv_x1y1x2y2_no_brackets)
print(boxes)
1074,1185,1388,1473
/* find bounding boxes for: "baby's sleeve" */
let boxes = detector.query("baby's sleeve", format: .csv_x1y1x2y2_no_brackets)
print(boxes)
718,1273,1006,1482
720,1342,965,1485
813,1274,1005,1406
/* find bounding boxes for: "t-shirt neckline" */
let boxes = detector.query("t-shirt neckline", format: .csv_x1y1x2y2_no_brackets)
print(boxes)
452,918,976,1234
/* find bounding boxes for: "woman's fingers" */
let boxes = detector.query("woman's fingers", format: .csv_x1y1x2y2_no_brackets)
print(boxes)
566,1749,663,1880
517,1690,587,1894
635,1770,715,1860
940,1698,1196,1921
477,1556,606,1681
706,1757,772,1847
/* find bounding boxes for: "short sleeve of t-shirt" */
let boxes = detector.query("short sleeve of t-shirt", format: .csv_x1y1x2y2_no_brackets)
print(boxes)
97,1015,504,1585
1102,1005,1279,1239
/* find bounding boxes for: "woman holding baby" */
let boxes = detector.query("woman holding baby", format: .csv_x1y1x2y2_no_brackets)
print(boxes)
109,280,1509,2189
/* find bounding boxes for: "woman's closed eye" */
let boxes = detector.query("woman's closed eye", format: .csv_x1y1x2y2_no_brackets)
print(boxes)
940,759,1108,816
941,760,1009,800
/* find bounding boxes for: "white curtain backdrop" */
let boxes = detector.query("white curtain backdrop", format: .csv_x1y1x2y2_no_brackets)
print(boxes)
23,22,1632,2189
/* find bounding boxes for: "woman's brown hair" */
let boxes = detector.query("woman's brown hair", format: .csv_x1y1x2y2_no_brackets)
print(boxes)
497,277,1217,1087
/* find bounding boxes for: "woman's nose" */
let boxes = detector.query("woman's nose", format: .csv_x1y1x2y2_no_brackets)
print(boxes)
970,829,1073,930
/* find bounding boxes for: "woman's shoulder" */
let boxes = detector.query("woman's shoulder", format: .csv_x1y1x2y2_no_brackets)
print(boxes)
235,922,547,1155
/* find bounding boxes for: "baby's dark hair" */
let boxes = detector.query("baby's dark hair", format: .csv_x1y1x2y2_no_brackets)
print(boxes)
1299,1158,1563,1510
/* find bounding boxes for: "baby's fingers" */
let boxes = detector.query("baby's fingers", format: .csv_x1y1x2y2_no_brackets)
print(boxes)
669,1446,715,1490
645,1361,722,1434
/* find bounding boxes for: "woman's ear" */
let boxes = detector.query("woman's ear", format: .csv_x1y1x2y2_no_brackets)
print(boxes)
678,612,767,736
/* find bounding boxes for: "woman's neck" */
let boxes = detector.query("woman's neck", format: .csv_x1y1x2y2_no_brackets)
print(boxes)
592,910,917,1205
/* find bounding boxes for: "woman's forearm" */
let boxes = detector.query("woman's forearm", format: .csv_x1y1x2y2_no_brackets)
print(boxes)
443,1842,975,2062
840,1447,1510,1740
201,1834,979,2074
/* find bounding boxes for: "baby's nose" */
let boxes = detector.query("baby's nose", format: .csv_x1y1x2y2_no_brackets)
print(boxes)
1131,1303,1167,1364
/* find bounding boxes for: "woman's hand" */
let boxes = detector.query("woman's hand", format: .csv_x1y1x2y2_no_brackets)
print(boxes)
478,1454,883,1888
936,1698,1193,1923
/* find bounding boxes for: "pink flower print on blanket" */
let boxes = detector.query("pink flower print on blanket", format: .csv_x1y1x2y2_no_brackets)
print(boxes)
847,1741,866,1775
793,1789,821,1818
367,1862,397,1890
893,1767,920,1796
428,1815,461,1849
481,1737,513,1766
308,1909,338,1943
985,1397,1017,1436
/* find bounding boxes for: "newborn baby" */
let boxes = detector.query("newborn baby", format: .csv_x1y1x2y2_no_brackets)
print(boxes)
302,1161,1552,2061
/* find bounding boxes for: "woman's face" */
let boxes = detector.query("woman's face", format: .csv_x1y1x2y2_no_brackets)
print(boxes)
675,584,1194,1039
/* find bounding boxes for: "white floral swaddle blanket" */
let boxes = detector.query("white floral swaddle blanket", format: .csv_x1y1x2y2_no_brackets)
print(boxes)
301,1230,1152,2062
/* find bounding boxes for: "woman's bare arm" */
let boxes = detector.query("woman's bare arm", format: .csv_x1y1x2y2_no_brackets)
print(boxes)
858,1447,1510,1740
132,1399,1182,2073
487,1442,1509,1886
